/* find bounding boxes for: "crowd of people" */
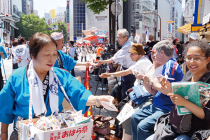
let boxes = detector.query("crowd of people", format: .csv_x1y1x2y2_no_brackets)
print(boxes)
0,28,209,140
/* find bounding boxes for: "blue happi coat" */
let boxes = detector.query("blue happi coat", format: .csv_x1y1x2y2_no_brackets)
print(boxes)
54,50,77,72
0,66,92,125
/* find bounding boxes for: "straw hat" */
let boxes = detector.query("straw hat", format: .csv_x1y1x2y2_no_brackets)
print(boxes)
203,31,210,43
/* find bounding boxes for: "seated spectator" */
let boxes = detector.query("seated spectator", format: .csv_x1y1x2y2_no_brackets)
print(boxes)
121,47,163,140
131,40,184,140
100,44,152,140
147,39,210,140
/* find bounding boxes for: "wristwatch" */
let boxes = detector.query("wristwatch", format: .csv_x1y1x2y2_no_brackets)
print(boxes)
140,80,144,85
111,74,115,78
149,79,153,87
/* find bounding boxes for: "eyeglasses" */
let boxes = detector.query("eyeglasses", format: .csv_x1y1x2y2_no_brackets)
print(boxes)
184,56,206,62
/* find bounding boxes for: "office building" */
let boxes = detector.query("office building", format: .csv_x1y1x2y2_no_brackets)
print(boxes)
28,0,33,14
55,7,66,22
45,13,51,25
22,0,28,15
69,0,86,41
12,0,22,18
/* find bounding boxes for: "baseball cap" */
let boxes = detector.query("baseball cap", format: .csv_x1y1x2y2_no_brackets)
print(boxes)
189,33,200,40
129,43,145,55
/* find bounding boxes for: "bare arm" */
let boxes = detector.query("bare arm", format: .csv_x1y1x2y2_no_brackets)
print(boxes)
143,75,173,95
1,123,8,140
142,81,158,96
86,95,114,106
99,68,132,78
76,62,91,67
97,59,115,66
168,93,205,119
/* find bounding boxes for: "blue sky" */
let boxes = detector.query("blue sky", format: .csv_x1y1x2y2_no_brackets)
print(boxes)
34,0,66,18
34,0,185,18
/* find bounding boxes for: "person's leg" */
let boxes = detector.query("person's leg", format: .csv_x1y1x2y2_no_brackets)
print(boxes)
145,134,155,140
85,56,86,62
136,105,169,140
122,129,132,140
122,97,154,136
81,56,83,62
174,134,191,140
131,104,153,140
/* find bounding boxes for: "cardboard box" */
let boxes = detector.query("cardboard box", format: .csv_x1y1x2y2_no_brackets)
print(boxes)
18,118,93,140
62,77,81,111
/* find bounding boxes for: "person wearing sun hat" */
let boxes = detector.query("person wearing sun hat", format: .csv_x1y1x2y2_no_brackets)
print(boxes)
51,32,91,73
100,43,152,87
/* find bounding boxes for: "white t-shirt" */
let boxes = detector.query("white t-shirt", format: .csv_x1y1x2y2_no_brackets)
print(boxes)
129,56,152,86
14,44,31,67
141,64,163,94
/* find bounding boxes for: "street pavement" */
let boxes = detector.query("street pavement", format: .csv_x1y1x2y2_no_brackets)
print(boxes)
0,53,117,140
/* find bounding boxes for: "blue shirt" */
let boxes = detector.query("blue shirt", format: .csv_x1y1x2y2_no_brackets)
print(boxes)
0,67,92,124
54,50,77,72
0,46,7,67
153,58,184,111
112,40,136,68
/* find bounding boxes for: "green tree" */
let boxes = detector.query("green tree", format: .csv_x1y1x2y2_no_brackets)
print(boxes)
15,13,49,40
49,22,68,43
83,0,126,14
83,0,109,14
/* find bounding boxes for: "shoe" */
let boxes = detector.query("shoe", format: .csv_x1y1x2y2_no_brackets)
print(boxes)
110,125,116,130
104,135,121,140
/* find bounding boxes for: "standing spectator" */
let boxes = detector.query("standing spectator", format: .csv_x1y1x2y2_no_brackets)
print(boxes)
0,44,7,91
62,45,67,54
68,41,76,77
11,40,19,72
172,38,180,60
80,45,87,62
14,37,31,68
189,33,200,43
96,45,104,59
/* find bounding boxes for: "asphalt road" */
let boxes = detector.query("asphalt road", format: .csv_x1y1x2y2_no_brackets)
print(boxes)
0,54,117,140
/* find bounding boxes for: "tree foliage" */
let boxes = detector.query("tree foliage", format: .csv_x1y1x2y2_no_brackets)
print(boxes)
15,13,50,40
15,13,68,42
83,0,126,15
83,0,109,14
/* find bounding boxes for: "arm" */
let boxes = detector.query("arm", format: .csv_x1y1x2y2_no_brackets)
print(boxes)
99,68,132,78
168,93,205,119
97,59,115,66
143,75,173,95
86,95,114,106
76,62,91,67
1,123,8,140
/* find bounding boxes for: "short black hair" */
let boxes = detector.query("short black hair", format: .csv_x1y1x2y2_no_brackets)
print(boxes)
18,37,26,45
29,32,57,59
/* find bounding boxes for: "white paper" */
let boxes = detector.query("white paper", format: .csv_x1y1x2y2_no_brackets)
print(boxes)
116,103,134,125
100,101,118,112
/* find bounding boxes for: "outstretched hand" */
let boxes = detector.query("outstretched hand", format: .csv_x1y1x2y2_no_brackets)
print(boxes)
97,95,114,106
99,73,111,78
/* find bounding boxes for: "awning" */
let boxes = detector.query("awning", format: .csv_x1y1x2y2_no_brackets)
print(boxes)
177,23,193,34
83,35,102,42
10,23,19,30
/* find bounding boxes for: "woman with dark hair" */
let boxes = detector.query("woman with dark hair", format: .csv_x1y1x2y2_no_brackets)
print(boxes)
0,33,114,140
147,39,210,140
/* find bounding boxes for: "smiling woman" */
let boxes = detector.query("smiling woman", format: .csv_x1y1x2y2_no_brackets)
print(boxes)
0,33,114,140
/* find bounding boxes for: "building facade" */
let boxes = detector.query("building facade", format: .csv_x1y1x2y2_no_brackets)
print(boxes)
22,0,28,15
55,7,66,23
12,0,22,18
28,0,33,14
69,0,86,41
44,13,51,25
